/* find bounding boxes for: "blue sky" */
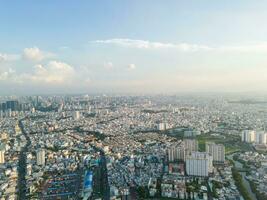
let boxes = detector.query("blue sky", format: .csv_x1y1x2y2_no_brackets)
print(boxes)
1,1,267,94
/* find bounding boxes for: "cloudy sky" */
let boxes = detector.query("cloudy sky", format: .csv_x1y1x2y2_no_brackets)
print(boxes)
1,1,267,94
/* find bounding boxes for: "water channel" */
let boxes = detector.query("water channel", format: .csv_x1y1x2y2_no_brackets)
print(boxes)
227,154,257,200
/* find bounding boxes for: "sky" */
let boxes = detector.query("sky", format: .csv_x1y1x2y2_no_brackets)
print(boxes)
1,1,267,94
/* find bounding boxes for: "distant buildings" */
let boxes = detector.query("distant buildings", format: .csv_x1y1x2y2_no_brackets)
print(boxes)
242,130,267,144
0,144,5,164
184,130,201,137
255,131,267,145
6,100,19,111
157,122,170,131
205,142,225,163
0,100,20,112
37,149,45,166
14,123,21,136
73,111,80,120
186,152,213,177
242,130,256,143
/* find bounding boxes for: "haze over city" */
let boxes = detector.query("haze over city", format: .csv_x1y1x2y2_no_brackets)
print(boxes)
1,1,267,94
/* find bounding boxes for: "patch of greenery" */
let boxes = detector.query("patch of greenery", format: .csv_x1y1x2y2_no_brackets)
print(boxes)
197,133,252,154
249,180,267,200
136,186,150,199
211,180,223,198
232,167,253,200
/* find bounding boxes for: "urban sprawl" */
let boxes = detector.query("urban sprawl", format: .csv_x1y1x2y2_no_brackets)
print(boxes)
0,95,267,200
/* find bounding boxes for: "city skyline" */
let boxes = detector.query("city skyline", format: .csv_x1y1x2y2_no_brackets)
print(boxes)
1,2,267,199
2,1,267,94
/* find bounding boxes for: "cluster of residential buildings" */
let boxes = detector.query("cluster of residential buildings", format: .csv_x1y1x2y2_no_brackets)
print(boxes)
0,95,266,200
0,119,24,199
242,130,267,144
238,151,267,199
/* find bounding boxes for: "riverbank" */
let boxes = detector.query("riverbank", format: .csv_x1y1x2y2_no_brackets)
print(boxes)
227,154,257,200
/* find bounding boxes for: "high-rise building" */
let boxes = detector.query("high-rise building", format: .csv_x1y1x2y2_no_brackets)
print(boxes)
6,100,19,111
37,149,45,166
255,131,267,145
27,164,32,176
184,139,198,155
241,130,255,143
168,145,185,162
186,152,213,177
0,144,5,164
73,111,80,120
206,142,225,163
0,102,7,112
157,122,170,131
15,123,21,135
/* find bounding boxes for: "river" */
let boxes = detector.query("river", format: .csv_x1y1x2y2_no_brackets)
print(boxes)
227,154,257,200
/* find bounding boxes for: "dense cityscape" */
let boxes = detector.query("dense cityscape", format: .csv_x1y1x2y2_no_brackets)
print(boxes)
2,1,267,200
0,95,267,200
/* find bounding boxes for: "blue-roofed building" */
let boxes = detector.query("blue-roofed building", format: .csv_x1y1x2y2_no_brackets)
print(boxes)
82,170,93,199
84,171,93,191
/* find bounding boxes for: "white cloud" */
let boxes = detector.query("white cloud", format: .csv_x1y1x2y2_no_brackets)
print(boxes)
23,47,53,62
104,62,113,70
0,61,75,84
93,38,267,53
0,53,19,62
127,63,136,70
218,42,267,52
0,68,16,80
93,38,212,51
59,46,70,50
0,60,93,88
30,61,75,83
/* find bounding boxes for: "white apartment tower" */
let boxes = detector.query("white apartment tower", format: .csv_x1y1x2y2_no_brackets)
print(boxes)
73,111,80,120
0,149,5,164
0,143,5,164
255,131,267,145
37,149,45,166
157,122,170,131
206,142,225,163
186,152,213,177
184,139,198,155
168,145,185,162
241,130,255,143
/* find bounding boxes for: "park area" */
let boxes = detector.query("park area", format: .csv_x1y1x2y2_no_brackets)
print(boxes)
196,133,253,154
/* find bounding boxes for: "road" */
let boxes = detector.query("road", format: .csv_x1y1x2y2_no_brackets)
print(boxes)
18,119,31,200
68,132,110,200
92,146,110,200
